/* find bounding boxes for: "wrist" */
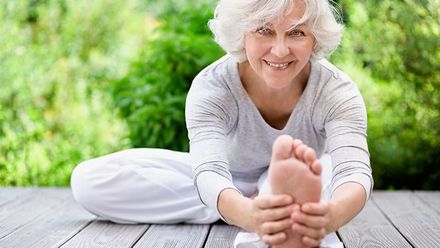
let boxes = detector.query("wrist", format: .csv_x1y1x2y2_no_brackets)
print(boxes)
326,200,339,232
218,188,253,230
327,182,366,232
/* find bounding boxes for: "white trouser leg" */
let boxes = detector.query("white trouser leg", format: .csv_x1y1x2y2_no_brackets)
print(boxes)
70,148,219,224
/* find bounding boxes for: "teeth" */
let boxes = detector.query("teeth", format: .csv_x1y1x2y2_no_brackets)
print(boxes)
266,61,289,68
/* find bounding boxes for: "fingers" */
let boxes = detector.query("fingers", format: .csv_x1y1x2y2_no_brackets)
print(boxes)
255,194,292,209
292,211,328,229
302,201,330,216
261,204,294,221
261,218,292,234
302,235,322,247
252,195,295,246
292,222,326,240
261,232,287,246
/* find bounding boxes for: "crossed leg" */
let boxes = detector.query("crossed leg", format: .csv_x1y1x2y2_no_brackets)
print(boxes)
269,135,322,248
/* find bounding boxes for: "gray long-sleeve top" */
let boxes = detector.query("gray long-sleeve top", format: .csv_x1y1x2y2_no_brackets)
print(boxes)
185,55,373,215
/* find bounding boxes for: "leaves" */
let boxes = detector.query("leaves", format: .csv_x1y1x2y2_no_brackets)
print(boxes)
336,0,440,189
112,3,224,151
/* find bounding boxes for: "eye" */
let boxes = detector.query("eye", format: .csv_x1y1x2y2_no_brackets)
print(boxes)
256,26,273,36
288,29,305,37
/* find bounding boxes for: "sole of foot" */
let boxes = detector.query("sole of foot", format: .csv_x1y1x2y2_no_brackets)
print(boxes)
269,135,322,248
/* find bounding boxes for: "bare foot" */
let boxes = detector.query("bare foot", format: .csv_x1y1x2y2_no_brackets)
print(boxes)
269,135,322,248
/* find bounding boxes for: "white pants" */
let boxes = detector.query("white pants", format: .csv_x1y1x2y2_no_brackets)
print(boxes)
70,148,332,224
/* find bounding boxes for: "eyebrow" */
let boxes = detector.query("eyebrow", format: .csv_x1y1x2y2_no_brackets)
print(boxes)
286,23,305,32
260,21,305,31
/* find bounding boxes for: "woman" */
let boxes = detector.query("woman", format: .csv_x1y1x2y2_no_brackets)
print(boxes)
71,0,373,247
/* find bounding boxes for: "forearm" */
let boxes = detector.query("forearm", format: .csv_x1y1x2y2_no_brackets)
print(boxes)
217,188,254,231
327,182,366,232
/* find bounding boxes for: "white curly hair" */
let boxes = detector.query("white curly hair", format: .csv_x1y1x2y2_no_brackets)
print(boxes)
208,0,344,62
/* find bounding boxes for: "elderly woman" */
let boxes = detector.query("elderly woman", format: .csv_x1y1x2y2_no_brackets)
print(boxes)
71,0,373,247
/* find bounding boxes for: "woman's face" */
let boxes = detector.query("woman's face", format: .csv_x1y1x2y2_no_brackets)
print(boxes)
243,2,315,89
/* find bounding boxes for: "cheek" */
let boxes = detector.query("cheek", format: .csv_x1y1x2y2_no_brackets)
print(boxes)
246,45,265,59
244,37,270,58
293,40,315,58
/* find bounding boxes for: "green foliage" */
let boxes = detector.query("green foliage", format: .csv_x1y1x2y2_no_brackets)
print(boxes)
336,0,440,189
0,0,145,185
135,0,217,18
112,3,224,151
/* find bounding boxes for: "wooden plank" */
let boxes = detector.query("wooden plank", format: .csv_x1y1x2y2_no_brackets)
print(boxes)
373,191,440,248
0,187,34,205
204,224,242,248
0,188,95,248
62,220,149,248
0,187,69,239
133,224,210,248
338,199,412,248
415,191,440,214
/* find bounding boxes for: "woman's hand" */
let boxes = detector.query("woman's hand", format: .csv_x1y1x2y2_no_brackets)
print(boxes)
249,194,294,246
290,201,332,247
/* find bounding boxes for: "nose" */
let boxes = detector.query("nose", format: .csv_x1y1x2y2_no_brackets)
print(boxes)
271,37,289,58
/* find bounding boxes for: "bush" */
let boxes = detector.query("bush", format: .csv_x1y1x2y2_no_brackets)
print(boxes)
336,0,440,189
0,0,143,185
112,3,224,151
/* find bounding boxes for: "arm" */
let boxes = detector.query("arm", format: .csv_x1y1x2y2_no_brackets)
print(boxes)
218,188,253,230
291,66,373,246
326,182,366,232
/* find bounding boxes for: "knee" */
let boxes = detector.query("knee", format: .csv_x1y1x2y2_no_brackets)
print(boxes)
70,160,104,214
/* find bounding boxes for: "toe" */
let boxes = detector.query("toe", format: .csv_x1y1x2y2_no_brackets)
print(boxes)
294,143,308,161
271,135,294,162
304,147,317,166
311,160,322,175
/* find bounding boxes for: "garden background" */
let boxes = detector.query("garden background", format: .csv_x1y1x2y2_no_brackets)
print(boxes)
0,0,439,190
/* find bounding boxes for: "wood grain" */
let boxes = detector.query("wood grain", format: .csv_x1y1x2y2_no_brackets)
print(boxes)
0,189,94,248
204,224,242,248
0,188,439,248
0,188,69,239
133,224,210,248
373,191,440,248
62,220,149,248
338,198,412,248
415,191,440,214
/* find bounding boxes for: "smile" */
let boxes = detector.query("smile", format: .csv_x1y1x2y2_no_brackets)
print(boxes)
264,60,291,69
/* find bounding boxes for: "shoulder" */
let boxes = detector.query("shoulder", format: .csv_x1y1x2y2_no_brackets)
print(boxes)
315,59,353,86
311,59,367,125
313,59,363,101
186,55,239,124
189,55,235,98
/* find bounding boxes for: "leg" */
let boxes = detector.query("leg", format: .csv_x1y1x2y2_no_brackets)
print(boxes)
70,148,219,224
269,135,321,248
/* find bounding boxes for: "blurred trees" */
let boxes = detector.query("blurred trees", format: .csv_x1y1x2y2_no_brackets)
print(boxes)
336,0,440,189
0,0,140,185
112,3,224,151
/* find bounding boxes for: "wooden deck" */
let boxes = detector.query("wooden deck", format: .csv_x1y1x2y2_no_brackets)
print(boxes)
0,188,439,248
